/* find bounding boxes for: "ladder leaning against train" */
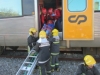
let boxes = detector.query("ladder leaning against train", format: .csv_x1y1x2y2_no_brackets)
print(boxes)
16,49,39,75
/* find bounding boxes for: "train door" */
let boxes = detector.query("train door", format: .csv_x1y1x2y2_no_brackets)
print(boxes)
63,0,94,40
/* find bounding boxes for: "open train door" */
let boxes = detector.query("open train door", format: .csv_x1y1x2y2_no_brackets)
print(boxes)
63,0,94,40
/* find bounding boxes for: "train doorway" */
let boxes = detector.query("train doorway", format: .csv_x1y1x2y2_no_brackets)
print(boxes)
38,0,62,34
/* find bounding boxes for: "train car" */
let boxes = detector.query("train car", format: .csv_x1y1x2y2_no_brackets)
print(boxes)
0,0,39,54
0,0,100,55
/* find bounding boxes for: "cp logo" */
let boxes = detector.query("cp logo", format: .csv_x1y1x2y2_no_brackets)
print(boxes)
68,15,87,25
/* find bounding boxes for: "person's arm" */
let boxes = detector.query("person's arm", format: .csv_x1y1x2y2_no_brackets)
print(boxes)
48,37,54,51
76,64,85,75
48,37,55,43
34,37,38,41
93,66,100,75
32,37,39,46
27,36,33,50
34,42,40,53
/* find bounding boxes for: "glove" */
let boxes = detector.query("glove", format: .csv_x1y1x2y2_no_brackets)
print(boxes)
31,47,35,50
30,50,36,56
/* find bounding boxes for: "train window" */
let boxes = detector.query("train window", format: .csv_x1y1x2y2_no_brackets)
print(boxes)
22,0,35,15
68,0,87,12
94,0,100,11
0,0,22,18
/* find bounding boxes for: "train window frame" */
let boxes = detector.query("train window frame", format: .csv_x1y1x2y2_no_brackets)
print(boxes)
22,0,35,16
0,0,23,19
67,0,87,12
94,0,100,12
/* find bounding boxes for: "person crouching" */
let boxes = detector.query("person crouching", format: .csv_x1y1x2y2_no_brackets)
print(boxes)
76,55,100,75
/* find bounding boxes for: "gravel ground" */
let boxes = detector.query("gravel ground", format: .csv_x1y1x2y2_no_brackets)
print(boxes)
0,57,24,75
2,51,28,56
0,57,100,75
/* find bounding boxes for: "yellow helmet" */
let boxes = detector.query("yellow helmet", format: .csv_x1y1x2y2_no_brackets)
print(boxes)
39,30,46,38
52,29,59,36
84,55,96,66
29,28,37,35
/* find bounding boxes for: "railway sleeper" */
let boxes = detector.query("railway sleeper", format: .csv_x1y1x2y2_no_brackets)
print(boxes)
82,47,100,55
60,47,100,55
2,46,100,56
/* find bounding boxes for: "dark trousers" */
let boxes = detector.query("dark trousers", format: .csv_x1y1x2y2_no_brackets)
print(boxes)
38,60,51,75
51,54,59,69
55,18,62,32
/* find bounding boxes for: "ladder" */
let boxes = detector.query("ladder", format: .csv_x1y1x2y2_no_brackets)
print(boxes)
16,50,38,75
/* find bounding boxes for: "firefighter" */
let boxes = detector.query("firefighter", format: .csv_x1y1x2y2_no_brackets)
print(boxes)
76,55,100,75
27,28,38,53
49,29,60,72
34,30,51,75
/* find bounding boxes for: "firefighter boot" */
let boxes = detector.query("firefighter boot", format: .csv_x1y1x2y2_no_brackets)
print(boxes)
47,73,51,75
56,68,60,72
51,69,54,72
55,66,60,72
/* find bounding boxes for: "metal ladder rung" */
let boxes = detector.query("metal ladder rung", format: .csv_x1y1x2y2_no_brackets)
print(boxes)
29,56,36,58
16,50,38,75
24,62,32,64
21,66,31,71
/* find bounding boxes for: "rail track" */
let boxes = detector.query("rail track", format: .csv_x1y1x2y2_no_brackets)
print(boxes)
1,55,100,62
0,49,100,62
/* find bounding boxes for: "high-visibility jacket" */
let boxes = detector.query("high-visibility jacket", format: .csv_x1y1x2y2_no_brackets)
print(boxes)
27,35,38,50
49,36,60,54
34,38,50,63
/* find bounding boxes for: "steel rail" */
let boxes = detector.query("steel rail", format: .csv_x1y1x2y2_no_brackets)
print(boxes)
1,49,100,62
0,55,100,63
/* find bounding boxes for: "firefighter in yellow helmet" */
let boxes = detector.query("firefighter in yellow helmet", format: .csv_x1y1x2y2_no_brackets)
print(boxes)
76,55,100,75
34,30,51,75
27,28,38,53
49,29,60,72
